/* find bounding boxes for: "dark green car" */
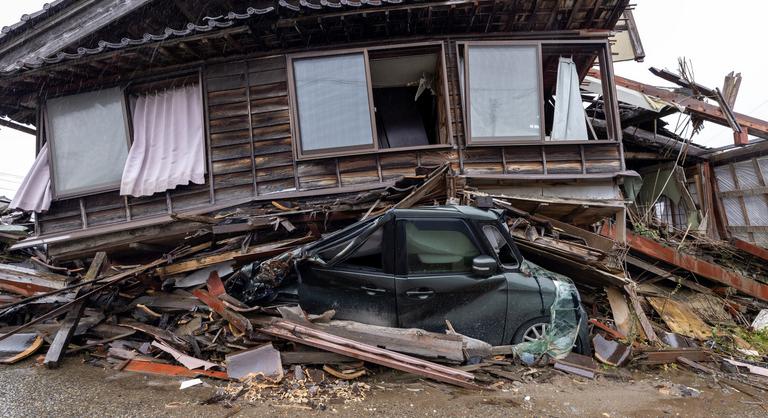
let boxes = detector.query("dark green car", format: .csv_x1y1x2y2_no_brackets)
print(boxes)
297,205,590,354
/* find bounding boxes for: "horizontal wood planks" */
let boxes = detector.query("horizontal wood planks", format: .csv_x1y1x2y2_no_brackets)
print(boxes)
207,55,296,202
37,39,625,240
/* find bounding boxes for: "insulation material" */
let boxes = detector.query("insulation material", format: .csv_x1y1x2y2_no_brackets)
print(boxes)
722,197,746,226
714,165,736,192
743,195,768,225
733,160,761,190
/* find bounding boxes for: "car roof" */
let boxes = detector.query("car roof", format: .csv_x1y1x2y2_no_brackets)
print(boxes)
392,205,501,221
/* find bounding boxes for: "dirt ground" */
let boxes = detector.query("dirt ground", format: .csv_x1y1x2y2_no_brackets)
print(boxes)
0,358,765,417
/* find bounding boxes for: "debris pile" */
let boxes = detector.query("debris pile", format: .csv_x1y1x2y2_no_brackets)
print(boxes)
0,165,767,407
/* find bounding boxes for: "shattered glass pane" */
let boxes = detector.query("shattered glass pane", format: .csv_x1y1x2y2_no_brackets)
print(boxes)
512,261,581,360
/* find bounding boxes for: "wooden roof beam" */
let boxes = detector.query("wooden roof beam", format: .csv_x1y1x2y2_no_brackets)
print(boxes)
592,69,768,143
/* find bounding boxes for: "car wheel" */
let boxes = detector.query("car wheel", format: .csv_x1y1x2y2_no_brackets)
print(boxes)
512,317,589,355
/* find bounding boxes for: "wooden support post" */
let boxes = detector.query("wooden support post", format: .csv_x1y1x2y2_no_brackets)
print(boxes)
734,127,749,146
44,252,107,368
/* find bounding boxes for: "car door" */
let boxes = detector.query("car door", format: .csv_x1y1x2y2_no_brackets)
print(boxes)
394,217,508,345
480,222,548,343
298,220,398,327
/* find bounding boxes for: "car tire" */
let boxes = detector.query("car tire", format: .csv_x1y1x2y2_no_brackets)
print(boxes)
511,316,591,356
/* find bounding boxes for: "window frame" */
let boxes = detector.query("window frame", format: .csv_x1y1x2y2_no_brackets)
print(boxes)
457,39,621,146
479,222,521,271
44,87,133,200
461,41,545,144
287,42,454,161
43,68,208,201
396,217,487,277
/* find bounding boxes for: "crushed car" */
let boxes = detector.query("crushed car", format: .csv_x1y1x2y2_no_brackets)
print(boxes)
289,206,590,355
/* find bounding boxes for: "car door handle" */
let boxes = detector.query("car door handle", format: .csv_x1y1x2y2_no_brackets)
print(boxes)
405,288,435,300
361,286,386,295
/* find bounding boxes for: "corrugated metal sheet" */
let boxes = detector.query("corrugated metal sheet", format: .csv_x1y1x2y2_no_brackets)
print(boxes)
714,165,736,192
722,197,746,226
734,160,761,189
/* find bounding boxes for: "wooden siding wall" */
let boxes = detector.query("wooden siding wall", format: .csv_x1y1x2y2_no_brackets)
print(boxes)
37,38,624,238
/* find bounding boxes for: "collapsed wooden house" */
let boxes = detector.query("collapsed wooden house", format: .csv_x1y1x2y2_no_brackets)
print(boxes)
0,0,642,260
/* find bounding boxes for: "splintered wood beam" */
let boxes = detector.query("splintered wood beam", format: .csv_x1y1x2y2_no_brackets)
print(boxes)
603,224,768,302
43,252,106,369
592,69,768,142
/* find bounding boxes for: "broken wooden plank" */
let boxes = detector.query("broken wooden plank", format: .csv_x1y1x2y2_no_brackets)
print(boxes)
157,236,309,277
192,289,253,334
605,287,632,337
623,284,659,343
626,255,713,295
732,238,768,263
44,252,107,369
605,225,768,302
0,263,73,296
279,351,356,365
253,318,482,390
635,348,713,365
123,359,229,380
594,69,768,141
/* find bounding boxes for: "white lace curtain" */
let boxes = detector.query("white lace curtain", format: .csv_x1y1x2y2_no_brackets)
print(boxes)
10,143,52,212
120,84,205,197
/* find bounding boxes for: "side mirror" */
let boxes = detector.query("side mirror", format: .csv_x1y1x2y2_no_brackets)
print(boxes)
472,255,498,277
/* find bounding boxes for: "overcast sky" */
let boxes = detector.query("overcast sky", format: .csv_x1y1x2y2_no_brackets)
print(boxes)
1,1,766,197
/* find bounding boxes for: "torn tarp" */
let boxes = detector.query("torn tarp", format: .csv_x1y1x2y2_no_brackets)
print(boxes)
512,261,581,361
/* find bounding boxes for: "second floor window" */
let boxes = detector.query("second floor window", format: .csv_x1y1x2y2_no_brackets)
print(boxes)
466,45,542,141
293,53,375,155
47,87,131,198
290,45,451,158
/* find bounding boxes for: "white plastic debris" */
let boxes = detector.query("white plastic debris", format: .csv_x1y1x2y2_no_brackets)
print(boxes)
179,378,203,390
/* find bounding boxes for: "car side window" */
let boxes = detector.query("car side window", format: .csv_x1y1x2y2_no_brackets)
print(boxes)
482,224,519,269
404,219,481,274
337,227,384,271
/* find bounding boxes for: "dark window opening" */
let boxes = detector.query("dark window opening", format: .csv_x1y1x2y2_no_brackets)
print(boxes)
369,48,447,149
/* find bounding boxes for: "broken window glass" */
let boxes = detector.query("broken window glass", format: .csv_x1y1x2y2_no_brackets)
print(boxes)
46,87,130,197
466,45,541,141
293,53,374,154
404,220,480,274
338,227,384,271
481,224,518,268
